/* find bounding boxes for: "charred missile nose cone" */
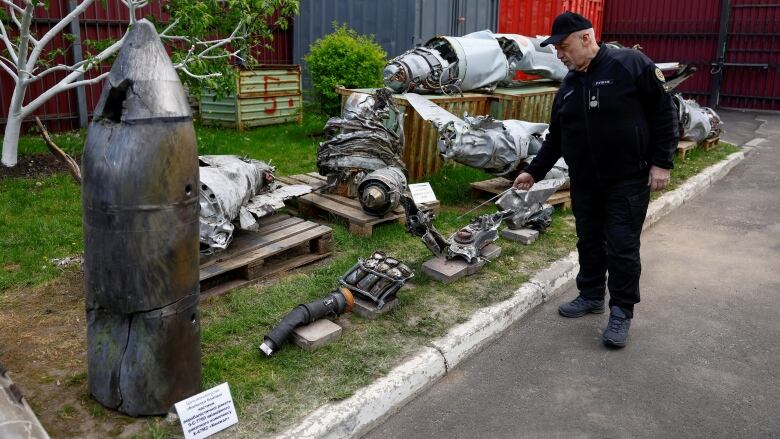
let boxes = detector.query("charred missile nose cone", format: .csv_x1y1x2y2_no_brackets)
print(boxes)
93,19,191,123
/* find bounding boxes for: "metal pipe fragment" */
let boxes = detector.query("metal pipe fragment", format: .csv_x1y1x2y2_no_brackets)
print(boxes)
82,19,200,416
260,288,355,356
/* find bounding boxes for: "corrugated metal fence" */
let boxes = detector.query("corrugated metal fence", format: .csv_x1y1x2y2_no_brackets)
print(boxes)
602,0,780,111
0,1,293,133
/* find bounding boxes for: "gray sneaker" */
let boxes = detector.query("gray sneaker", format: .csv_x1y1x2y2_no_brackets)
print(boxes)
602,306,632,348
558,295,605,318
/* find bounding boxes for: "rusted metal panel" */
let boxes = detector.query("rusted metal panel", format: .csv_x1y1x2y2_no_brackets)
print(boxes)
490,84,558,123
498,0,603,41
602,0,720,106
498,0,603,80
202,66,302,130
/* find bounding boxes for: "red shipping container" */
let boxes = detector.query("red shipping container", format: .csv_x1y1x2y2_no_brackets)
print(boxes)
498,0,604,80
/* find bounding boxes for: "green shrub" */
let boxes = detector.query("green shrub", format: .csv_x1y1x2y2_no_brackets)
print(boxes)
304,23,387,114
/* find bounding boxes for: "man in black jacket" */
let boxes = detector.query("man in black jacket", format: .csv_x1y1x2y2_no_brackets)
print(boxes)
513,12,679,348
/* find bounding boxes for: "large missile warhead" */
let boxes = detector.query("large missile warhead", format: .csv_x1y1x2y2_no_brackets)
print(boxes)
93,19,191,122
82,19,200,416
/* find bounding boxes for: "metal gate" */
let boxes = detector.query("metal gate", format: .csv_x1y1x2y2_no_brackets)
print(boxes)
713,0,780,110
602,0,780,111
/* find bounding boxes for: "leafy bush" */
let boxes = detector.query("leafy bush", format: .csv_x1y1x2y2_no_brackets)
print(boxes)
304,24,387,114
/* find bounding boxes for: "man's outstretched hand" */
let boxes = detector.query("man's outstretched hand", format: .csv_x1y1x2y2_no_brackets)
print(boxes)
513,172,535,190
648,165,671,192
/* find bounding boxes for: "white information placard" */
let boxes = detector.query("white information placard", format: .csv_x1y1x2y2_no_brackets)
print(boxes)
408,182,438,205
176,382,238,439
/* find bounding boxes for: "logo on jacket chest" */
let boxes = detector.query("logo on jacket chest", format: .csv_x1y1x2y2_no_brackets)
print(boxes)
592,79,614,86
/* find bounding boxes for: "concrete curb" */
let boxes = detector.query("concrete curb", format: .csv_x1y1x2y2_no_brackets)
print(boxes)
275,150,746,439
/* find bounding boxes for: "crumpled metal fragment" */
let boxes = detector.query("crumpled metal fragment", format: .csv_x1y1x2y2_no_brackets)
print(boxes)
384,30,566,94
406,92,562,179
199,155,310,255
317,88,406,200
672,94,722,143
496,178,567,231
446,210,514,263
402,196,512,264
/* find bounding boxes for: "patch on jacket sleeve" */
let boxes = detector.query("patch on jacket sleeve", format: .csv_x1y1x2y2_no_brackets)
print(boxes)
654,67,665,83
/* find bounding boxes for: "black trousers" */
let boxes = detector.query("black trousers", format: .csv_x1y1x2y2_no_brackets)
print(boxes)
570,177,650,318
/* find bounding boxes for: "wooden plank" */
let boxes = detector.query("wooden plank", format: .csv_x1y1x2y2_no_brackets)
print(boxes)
200,222,329,280
677,140,697,160
198,215,334,298
702,136,720,151
199,216,304,269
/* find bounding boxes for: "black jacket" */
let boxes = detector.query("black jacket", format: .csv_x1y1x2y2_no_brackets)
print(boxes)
525,45,679,185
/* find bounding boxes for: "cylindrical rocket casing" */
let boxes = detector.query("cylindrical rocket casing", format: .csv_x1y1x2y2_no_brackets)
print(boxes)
82,19,200,416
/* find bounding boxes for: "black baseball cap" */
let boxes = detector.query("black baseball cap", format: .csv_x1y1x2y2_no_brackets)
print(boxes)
540,12,593,47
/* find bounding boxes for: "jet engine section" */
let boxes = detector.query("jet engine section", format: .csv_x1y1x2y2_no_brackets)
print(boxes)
405,93,554,179
384,31,567,94
199,155,310,255
317,88,406,203
672,94,723,143
494,33,568,83
357,166,407,216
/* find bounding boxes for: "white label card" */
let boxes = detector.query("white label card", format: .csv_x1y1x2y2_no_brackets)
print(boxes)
175,382,238,439
408,182,438,205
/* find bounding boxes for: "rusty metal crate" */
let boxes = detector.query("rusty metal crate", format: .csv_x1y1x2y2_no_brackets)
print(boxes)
201,65,303,130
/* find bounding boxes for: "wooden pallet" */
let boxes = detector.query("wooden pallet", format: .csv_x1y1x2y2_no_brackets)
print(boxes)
199,213,333,298
702,136,720,151
278,172,440,236
469,177,571,210
677,139,697,160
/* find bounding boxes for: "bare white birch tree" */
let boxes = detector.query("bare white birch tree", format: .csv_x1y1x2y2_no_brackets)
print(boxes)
0,0,298,167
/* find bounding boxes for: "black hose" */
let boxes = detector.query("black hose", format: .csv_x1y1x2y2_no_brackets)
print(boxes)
259,288,354,356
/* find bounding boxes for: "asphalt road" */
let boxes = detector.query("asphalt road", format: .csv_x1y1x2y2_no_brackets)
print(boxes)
364,110,780,439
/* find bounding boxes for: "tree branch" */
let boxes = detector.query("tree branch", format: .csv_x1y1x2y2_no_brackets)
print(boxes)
35,117,82,184
22,35,123,115
0,17,19,64
26,0,95,72
178,66,221,80
22,58,93,84
0,54,17,80
1,0,24,14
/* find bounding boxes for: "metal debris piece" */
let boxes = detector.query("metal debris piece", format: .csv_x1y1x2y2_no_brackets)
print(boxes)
317,89,408,214
198,155,311,255
358,166,407,216
406,92,557,179
340,251,414,309
446,210,514,263
672,94,723,143
0,362,50,439
496,179,567,231
259,287,355,357
384,30,567,94
402,196,512,264
81,19,200,416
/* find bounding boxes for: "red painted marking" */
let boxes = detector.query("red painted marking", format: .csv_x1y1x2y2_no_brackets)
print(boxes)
288,98,294,107
263,75,281,115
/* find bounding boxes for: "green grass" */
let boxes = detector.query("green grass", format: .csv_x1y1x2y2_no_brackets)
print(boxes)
0,126,742,435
